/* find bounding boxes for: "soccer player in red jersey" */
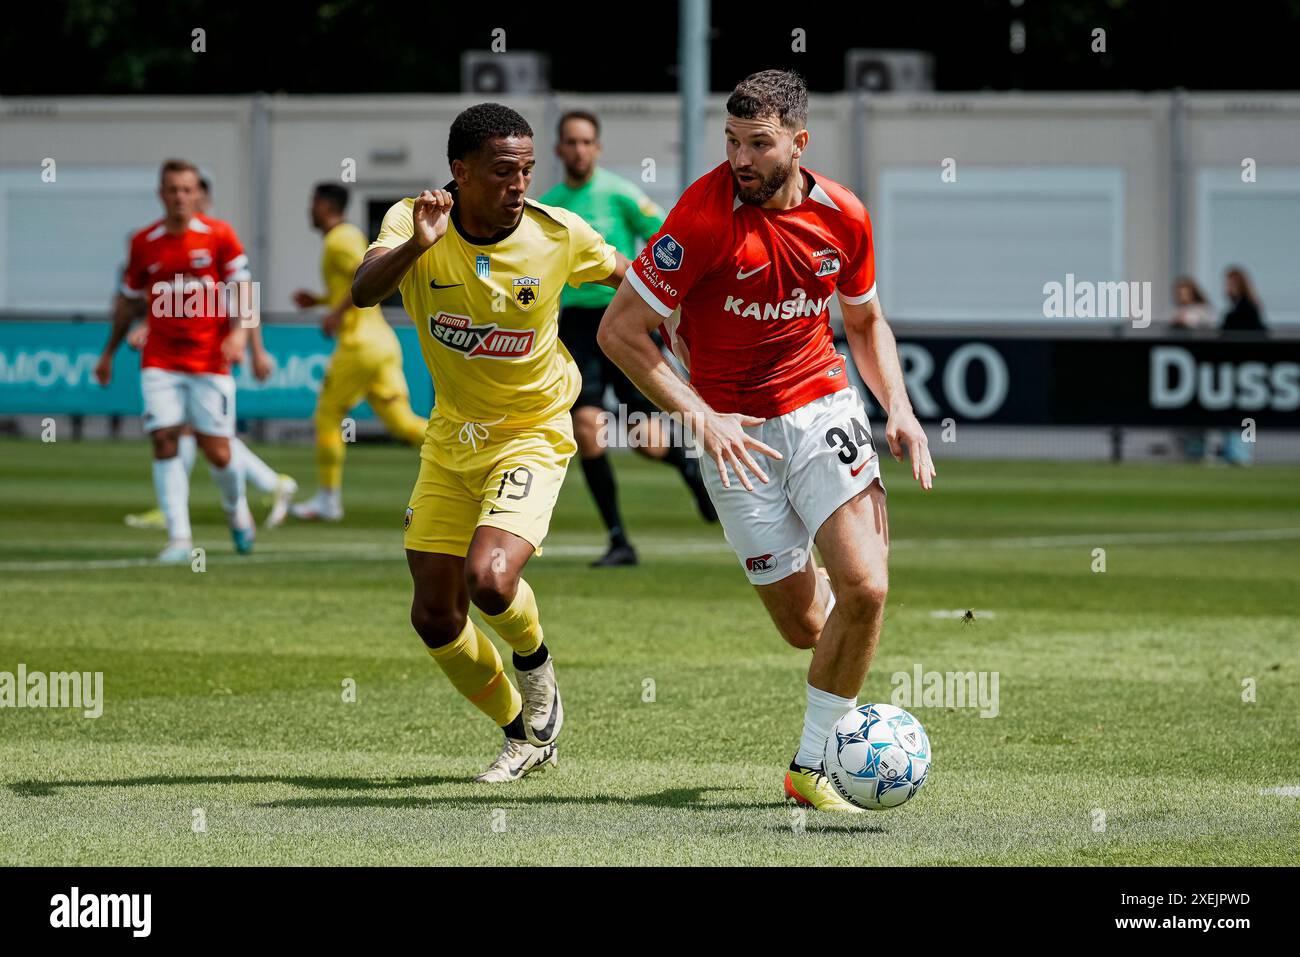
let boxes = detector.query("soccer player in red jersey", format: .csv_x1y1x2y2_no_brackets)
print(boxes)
600,71,936,812
95,158,258,563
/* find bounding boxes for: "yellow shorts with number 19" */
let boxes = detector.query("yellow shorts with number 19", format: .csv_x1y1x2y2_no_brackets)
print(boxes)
403,410,576,558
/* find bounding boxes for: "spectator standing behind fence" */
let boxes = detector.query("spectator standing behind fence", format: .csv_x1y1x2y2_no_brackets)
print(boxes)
1170,277,1215,461
1220,266,1266,465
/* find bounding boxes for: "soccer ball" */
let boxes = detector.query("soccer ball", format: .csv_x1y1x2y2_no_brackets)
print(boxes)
823,703,931,810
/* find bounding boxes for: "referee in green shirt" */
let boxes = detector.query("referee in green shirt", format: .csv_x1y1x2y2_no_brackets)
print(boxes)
541,110,716,567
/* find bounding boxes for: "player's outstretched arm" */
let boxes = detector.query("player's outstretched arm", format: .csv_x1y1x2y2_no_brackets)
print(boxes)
95,293,143,386
247,321,275,381
840,295,936,490
353,189,452,307
598,281,782,491
219,280,255,366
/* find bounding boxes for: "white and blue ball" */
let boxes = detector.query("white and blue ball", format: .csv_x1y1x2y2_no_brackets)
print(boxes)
823,703,931,810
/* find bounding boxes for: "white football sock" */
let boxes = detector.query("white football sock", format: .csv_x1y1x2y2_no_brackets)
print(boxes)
152,455,191,542
795,683,857,770
209,461,250,528
231,437,279,495
178,432,197,477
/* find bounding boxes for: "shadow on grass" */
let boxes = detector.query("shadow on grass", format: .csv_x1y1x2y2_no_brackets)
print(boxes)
8,775,762,813
254,786,758,812
8,774,465,798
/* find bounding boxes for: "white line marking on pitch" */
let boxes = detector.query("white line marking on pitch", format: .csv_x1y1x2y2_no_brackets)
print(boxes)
3,526,1297,573
903,527,1300,550
1257,786,1300,797
929,609,997,619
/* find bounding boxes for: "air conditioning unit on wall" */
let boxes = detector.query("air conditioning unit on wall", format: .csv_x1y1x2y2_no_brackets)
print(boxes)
845,50,935,93
461,52,551,95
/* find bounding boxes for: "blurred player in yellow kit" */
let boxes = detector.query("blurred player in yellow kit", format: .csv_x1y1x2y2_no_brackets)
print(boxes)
285,183,427,523
352,104,627,782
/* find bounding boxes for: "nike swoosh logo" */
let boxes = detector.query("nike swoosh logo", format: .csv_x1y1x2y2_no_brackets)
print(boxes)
487,507,513,515
736,263,770,280
850,461,869,477
531,689,560,741
429,279,464,289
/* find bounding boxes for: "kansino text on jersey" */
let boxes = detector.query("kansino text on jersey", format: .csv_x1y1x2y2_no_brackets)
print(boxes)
724,292,833,321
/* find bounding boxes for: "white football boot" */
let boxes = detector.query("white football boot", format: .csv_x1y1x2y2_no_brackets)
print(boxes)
515,656,563,747
157,540,193,565
473,736,558,783
263,474,299,529
290,489,343,522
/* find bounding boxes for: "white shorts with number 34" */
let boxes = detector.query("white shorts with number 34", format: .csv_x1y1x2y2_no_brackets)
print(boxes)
701,387,885,585
141,367,237,437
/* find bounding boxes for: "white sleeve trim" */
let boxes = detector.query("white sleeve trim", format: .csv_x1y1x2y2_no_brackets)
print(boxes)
626,268,674,319
223,254,250,275
120,283,145,299
838,282,876,306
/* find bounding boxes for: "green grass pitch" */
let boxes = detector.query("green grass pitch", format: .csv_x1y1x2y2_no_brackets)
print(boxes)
1,436,1297,866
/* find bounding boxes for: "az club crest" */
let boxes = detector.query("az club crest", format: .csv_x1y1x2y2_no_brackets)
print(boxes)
513,276,540,309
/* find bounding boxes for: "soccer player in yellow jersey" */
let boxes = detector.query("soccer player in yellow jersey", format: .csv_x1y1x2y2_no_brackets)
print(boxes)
286,183,427,523
353,104,628,782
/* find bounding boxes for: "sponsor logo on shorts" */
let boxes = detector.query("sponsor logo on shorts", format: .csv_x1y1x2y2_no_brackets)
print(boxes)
651,235,684,271
429,312,535,359
403,507,413,530
746,553,777,574
513,276,540,310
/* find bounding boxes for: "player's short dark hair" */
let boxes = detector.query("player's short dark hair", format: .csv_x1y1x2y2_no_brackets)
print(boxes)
313,182,349,213
726,70,809,132
159,158,200,184
447,103,534,165
558,109,600,140
198,176,211,196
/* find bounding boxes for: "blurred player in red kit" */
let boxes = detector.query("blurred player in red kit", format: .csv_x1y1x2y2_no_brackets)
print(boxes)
96,159,259,563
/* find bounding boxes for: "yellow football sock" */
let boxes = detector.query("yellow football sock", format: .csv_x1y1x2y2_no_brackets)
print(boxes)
315,409,346,490
427,618,522,727
372,394,428,446
480,578,544,657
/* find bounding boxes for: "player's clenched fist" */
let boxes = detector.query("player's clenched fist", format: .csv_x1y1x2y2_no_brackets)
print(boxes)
412,189,453,248
698,409,784,492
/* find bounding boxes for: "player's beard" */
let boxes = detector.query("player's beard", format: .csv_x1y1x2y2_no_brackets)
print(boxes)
734,157,793,206
564,158,593,182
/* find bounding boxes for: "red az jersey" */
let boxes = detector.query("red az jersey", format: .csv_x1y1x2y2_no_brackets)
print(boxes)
121,215,250,374
628,163,876,419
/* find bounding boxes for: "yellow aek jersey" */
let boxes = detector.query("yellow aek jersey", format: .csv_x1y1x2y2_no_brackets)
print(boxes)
370,190,616,427
322,222,399,351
